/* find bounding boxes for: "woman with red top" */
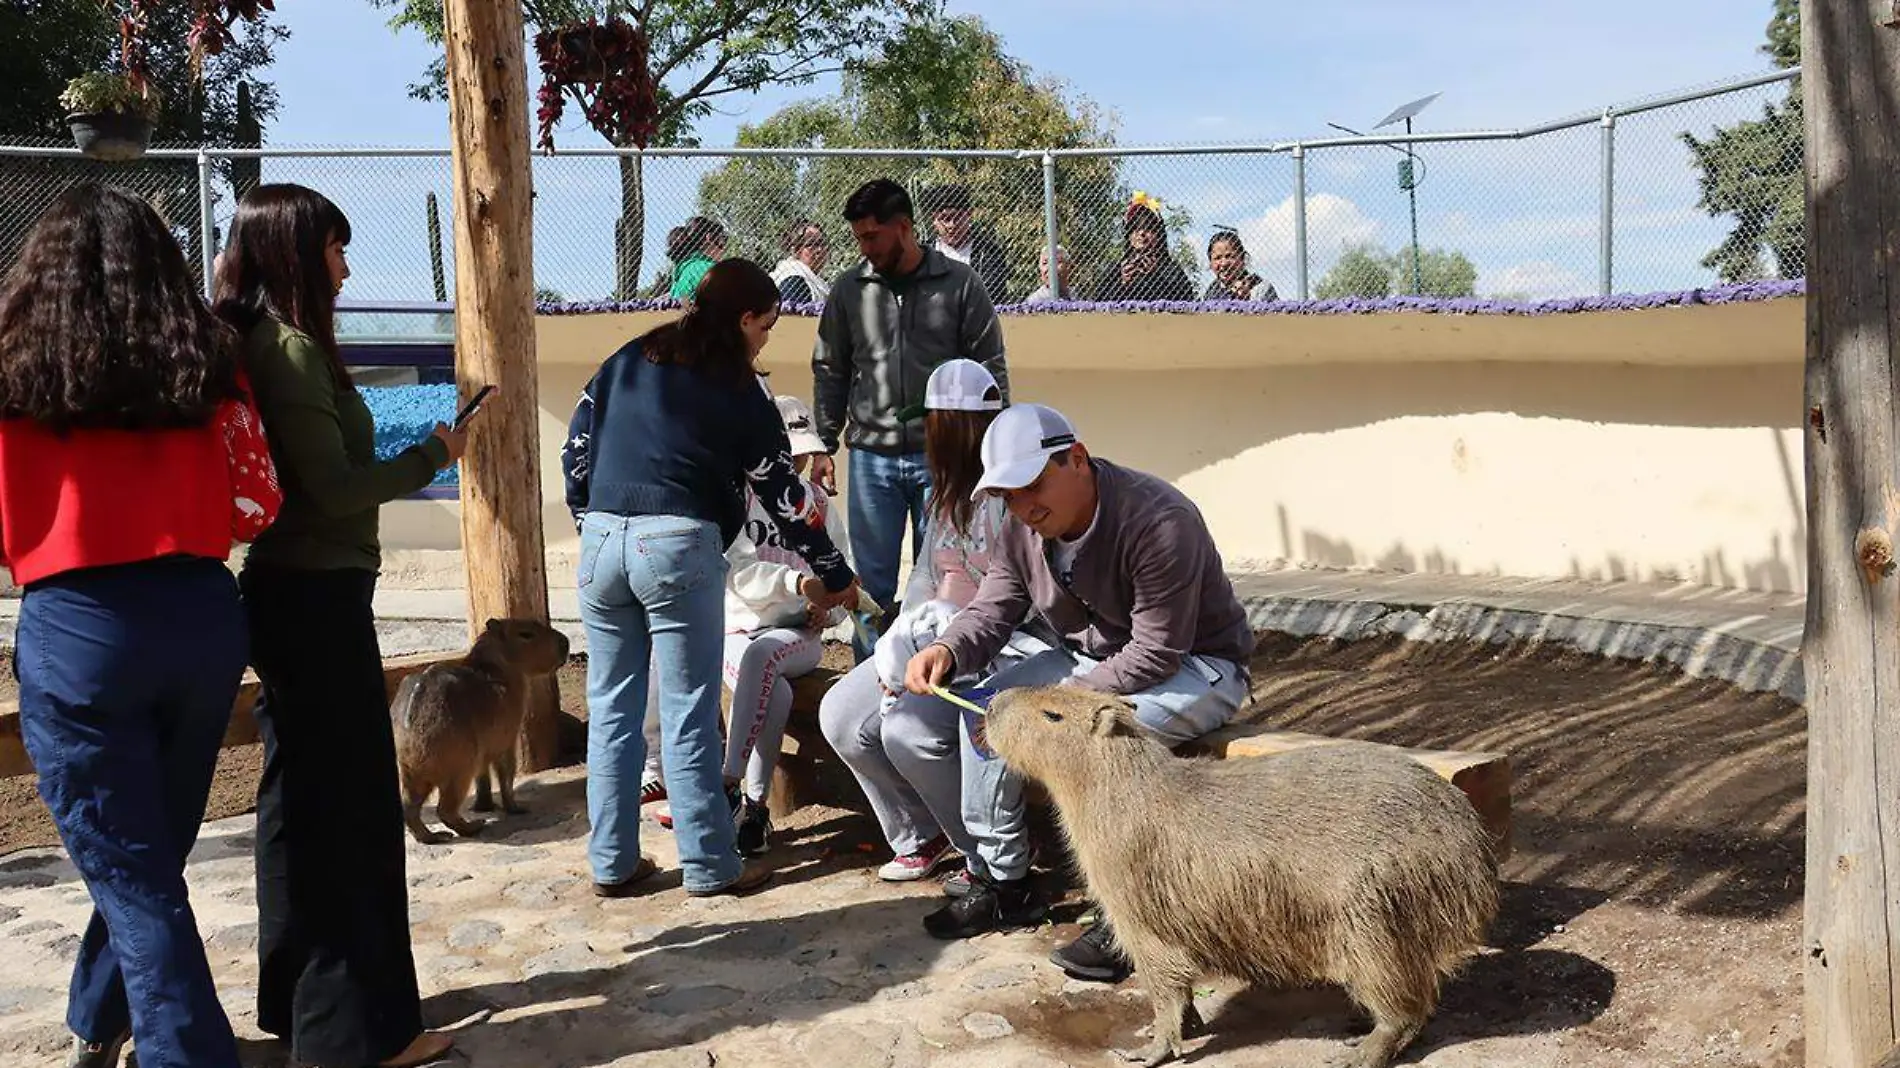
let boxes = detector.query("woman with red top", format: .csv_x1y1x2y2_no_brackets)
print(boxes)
0,184,282,1068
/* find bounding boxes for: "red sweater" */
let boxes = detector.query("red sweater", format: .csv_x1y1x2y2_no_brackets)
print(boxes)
0,382,283,587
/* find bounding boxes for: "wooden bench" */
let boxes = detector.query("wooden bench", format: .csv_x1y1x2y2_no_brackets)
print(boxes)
763,669,1513,861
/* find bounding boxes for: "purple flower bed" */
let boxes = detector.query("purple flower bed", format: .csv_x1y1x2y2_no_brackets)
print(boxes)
535,278,1805,320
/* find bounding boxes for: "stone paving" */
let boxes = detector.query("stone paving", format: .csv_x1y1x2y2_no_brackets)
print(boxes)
0,766,1603,1068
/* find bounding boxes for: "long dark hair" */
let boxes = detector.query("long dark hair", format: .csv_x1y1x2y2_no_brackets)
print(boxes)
639,258,779,389
0,183,241,433
212,183,353,385
925,400,1001,535
665,215,725,263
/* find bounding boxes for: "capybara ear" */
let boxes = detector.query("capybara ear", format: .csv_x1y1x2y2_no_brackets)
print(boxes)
484,617,504,634
1090,702,1124,737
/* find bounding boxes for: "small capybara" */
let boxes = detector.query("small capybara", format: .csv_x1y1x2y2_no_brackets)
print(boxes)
391,617,570,844
984,684,1499,1068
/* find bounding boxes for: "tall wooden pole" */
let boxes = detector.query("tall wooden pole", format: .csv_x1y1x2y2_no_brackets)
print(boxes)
440,0,561,769
1803,4,1900,1064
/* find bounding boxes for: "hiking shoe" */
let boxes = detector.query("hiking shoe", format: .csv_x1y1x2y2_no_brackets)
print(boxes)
593,855,660,898
877,834,957,882
639,775,667,805
922,874,1047,939
735,797,772,857
67,1031,130,1068
945,842,1038,896
1050,913,1133,982
687,860,775,898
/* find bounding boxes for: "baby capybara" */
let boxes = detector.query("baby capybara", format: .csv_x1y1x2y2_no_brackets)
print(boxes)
391,617,569,844
985,684,1499,1068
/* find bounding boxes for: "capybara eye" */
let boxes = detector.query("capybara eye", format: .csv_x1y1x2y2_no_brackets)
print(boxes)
1042,710,1062,723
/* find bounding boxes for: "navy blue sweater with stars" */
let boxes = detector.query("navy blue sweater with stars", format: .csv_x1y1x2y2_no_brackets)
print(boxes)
561,341,854,593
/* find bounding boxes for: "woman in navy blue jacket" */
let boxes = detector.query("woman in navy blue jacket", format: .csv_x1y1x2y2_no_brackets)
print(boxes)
562,258,860,897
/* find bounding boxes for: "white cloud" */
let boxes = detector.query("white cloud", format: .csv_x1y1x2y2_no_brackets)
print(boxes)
1478,260,1592,300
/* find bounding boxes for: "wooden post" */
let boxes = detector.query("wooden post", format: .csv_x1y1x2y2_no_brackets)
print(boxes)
1803,4,1900,1065
440,0,562,770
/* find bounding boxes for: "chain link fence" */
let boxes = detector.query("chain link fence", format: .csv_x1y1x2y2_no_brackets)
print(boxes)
0,67,1803,308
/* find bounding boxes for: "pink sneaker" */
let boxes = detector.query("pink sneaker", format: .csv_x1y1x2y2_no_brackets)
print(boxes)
877,834,958,882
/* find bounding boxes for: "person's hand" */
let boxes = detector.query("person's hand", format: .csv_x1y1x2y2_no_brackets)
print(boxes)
1119,259,1138,286
805,603,830,632
904,643,954,696
800,575,859,613
430,422,468,467
809,453,837,495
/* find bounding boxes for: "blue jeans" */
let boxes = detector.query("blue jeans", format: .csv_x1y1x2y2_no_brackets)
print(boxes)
578,512,743,892
847,449,931,655
961,648,1250,882
16,556,247,1068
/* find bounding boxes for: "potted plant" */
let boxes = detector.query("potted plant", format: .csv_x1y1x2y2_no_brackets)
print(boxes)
61,72,162,161
532,17,657,152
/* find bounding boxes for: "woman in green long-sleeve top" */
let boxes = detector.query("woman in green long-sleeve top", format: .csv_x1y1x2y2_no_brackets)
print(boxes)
213,184,464,1068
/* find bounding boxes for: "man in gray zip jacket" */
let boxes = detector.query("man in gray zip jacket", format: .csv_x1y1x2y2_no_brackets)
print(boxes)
812,179,1008,654
904,402,1254,975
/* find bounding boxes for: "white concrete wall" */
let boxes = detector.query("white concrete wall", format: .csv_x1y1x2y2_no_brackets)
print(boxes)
377,298,1809,594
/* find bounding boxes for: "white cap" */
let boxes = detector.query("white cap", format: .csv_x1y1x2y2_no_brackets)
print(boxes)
924,359,1004,413
970,403,1080,500
775,395,827,456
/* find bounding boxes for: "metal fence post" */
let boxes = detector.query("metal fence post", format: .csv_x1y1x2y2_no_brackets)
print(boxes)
1293,142,1309,300
1040,151,1059,299
196,150,216,298
1599,109,1615,296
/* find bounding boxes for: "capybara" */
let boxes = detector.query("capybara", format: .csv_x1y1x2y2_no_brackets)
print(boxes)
984,684,1499,1068
391,617,570,844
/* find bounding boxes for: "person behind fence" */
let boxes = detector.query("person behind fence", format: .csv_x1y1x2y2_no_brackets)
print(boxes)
919,182,1013,305
902,402,1256,965
0,183,283,1068
1090,192,1195,303
770,218,832,305
563,257,861,899
1023,243,1074,303
1203,227,1278,302
819,359,1056,886
667,215,728,301
811,178,1009,656
215,183,464,1068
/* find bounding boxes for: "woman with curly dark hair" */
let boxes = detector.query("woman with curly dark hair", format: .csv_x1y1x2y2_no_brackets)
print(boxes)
0,183,283,1068
214,184,460,1068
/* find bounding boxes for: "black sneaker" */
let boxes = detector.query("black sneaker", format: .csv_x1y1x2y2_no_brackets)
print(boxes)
735,797,772,857
67,1031,130,1068
922,874,1047,939
1050,914,1134,982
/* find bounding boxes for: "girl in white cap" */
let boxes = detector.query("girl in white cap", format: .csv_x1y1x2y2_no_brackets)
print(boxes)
818,359,1053,883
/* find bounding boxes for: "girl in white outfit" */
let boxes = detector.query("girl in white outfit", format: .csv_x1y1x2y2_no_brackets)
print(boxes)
638,393,848,854
819,360,1052,882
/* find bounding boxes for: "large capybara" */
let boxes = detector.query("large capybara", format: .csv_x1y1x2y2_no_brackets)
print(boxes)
391,617,570,844
984,684,1499,1068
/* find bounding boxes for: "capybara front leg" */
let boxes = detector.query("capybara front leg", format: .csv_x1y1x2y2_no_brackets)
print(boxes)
437,767,487,839
1117,957,1196,1067
495,746,527,815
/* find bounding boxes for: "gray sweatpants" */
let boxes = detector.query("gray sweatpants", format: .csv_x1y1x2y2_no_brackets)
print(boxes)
960,648,1251,882
819,633,1051,861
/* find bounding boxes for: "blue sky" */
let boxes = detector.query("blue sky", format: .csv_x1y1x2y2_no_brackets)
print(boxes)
256,0,1788,304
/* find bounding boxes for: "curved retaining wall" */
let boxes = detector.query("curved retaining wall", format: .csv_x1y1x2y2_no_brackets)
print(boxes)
366,281,1810,595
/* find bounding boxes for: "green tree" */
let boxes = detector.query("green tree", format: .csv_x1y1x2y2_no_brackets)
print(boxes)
696,13,1128,301
1313,243,1476,300
0,1,286,281
372,0,930,298
1681,0,1803,282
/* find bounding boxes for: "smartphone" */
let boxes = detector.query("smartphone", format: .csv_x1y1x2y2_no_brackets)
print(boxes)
451,385,497,432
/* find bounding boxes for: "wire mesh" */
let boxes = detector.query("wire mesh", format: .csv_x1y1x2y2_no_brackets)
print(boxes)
0,69,1806,306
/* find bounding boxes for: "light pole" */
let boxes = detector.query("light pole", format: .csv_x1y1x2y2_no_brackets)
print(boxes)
1329,91,1440,295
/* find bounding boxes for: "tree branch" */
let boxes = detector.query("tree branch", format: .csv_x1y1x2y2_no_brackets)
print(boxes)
649,1,768,84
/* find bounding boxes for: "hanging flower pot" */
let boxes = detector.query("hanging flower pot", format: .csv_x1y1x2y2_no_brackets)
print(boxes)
60,72,161,162
533,17,657,152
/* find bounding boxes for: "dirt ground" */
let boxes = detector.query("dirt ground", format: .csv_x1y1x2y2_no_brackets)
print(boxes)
0,633,1806,1065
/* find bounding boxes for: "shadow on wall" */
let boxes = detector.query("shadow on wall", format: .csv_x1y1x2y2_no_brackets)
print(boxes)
997,361,1807,593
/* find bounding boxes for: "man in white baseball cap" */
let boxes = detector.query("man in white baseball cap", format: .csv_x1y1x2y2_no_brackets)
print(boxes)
902,402,1255,975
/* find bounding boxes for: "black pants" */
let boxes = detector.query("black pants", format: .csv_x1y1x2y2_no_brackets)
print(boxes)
242,563,422,1066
